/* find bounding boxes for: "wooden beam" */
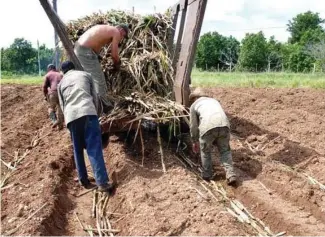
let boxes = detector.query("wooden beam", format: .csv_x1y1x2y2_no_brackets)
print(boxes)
167,3,180,62
39,0,83,70
173,0,207,107
172,0,188,71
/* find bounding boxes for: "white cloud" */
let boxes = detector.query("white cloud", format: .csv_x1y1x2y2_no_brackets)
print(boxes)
0,0,324,48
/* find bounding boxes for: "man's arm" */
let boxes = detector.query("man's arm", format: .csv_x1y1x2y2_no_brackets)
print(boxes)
43,76,49,97
190,104,200,142
111,34,121,67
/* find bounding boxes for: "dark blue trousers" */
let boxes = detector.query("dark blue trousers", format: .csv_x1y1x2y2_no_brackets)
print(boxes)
68,115,109,186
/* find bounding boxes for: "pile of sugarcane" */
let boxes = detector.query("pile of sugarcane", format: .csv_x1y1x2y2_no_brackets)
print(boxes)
66,10,188,124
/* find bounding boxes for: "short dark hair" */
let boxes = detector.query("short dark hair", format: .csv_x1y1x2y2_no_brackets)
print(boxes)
117,24,129,38
61,61,75,74
47,64,56,71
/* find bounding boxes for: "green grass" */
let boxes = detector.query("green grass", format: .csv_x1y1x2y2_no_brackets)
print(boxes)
0,75,43,85
191,69,325,89
1,70,325,88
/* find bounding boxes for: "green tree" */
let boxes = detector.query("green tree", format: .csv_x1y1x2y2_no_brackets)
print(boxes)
267,36,283,71
196,32,225,70
238,31,268,72
195,32,239,70
281,43,314,72
305,40,325,72
219,36,240,72
3,38,37,74
300,28,325,46
287,11,325,44
38,44,55,73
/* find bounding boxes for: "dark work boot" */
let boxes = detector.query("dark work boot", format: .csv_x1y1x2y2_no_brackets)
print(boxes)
79,179,96,189
98,183,115,196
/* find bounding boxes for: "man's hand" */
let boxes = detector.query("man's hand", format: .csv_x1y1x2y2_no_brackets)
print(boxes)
192,142,200,154
113,60,121,71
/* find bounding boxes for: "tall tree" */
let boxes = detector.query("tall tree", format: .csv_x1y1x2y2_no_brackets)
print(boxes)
238,31,268,72
219,36,240,72
195,32,239,71
196,32,226,70
287,11,325,44
305,40,325,72
267,36,283,71
3,38,37,73
281,43,314,72
38,44,55,72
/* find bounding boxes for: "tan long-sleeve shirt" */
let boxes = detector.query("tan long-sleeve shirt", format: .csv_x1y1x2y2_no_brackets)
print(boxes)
58,70,99,125
190,97,230,142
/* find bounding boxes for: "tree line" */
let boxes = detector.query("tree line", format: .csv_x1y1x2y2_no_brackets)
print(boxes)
1,11,324,75
1,38,56,75
195,11,325,73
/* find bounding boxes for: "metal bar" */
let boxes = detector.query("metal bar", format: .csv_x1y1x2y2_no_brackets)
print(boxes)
39,0,83,71
173,0,207,107
172,0,188,71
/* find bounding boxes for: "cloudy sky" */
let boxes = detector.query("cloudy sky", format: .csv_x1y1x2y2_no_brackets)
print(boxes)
1,0,325,48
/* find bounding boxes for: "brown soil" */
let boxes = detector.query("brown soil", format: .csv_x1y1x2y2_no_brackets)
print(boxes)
1,85,325,236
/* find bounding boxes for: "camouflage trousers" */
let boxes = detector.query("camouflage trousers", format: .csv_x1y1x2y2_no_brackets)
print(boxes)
47,93,64,125
199,127,236,179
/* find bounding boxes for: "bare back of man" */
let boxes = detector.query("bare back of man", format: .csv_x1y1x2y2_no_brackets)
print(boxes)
74,24,128,113
78,25,121,60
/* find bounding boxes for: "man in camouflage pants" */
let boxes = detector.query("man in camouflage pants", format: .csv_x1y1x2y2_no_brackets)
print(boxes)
189,88,237,185
43,64,64,130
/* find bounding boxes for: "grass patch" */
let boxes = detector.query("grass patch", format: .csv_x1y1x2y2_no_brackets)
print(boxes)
0,76,43,85
191,69,325,89
1,70,325,89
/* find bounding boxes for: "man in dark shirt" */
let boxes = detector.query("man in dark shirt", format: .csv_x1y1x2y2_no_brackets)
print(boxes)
43,64,64,129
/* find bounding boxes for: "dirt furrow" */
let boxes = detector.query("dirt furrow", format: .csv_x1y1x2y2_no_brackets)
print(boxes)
233,171,325,235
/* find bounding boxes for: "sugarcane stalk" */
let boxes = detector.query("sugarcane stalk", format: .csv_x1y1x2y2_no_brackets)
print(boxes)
157,126,166,173
5,202,48,235
83,228,120,234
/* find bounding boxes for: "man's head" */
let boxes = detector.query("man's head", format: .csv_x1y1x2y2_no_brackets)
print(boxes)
117,24,129,40
47,64,56,72
61,61,75,74
189,88,208,105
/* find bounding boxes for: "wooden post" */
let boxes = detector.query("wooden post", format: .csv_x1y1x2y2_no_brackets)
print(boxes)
39,0,83,71
167,3,180,61
173,0,208,107
52,0,60,69
172,0,188,71
37,40,41,76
